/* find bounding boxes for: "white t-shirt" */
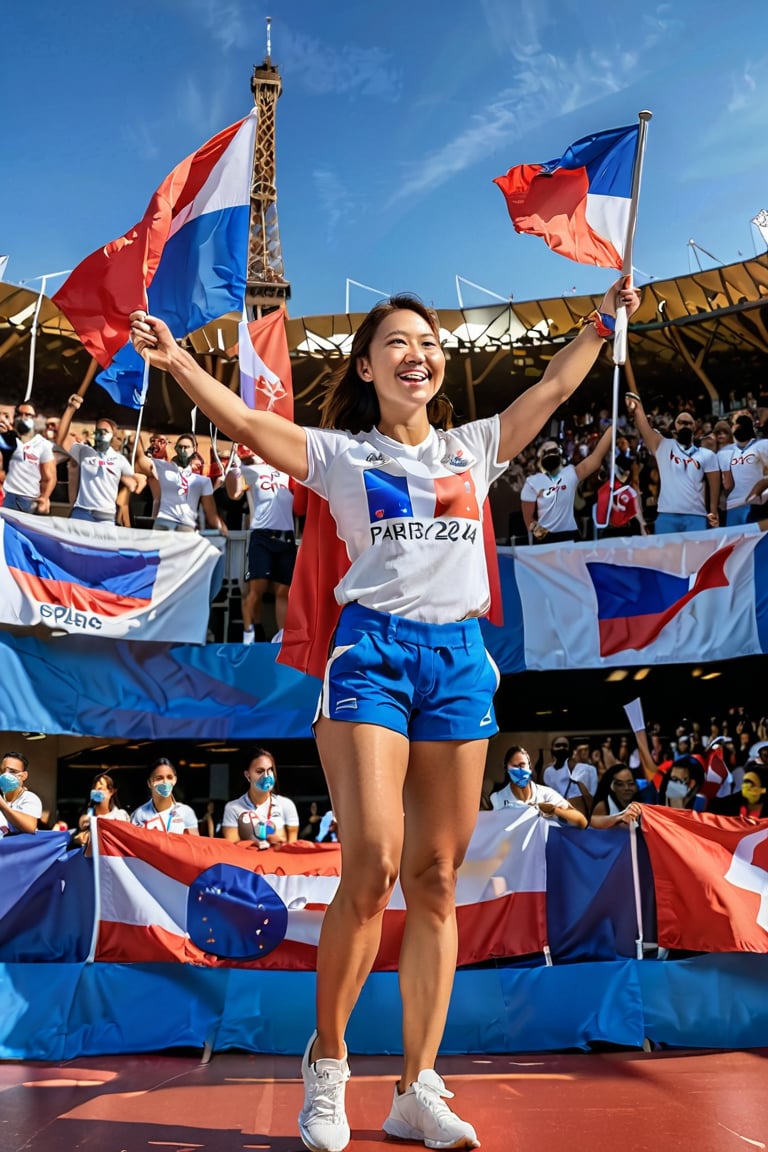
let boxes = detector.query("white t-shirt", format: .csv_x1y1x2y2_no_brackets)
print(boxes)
69,442,133,513
654,439,719,516
0,788,43,835
543,762,598,800
153,462,213,527
4,434,53,498
303,418,507,622
490,781,573,813
520,465,580,533
718,439,768,510
241,461,294,531
221,791,300,835
131,800,198,834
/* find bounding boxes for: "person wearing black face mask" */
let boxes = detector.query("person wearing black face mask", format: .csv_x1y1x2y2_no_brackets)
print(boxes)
0,401,57,514
626,393,720,534
722,412,768,525
133,432,227,534
521,425,614,544
56,394,139,524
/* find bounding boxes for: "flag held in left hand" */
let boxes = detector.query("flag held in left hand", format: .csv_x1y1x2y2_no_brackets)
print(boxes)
494,124,640,269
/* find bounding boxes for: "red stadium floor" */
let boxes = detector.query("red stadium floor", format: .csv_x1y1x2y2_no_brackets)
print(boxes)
1,1047,766,1152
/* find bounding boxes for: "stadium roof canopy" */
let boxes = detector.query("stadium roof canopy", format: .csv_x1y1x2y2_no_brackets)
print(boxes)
1,256,766,432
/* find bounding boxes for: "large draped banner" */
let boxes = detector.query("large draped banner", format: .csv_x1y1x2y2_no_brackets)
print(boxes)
94,809,548,970
0,510,221,643
483,525,768,672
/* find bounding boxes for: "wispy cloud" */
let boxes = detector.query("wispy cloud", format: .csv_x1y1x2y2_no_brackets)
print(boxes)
278,29,401,102
186,0,248,53
683,56,768,180
390,0,683,205
312,168,358,244
391,48,635,203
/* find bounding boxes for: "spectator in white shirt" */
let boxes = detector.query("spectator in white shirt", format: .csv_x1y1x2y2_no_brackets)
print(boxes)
135,432,226,534
0,751,43,835
490,746,587,827
0,401,57,514
542,737,598,818
521,426,614,544
720,413,768,526
626,395,720,533
56,394,139,523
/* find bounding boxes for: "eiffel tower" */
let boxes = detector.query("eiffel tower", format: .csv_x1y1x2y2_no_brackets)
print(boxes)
247,17,291,315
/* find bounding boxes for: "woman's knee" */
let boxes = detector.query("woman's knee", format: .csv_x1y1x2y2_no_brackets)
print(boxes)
401,857,458,917
338,852,400,920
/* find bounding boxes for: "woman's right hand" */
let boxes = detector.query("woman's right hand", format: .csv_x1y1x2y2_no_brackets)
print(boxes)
615,802,643,824
129,312,177,372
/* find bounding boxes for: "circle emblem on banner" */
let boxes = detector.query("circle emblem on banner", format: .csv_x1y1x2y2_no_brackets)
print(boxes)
187,864,288,958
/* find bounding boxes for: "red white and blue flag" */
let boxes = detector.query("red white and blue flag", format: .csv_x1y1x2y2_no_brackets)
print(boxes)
235,309,293,419
641,806,768,953
586,541,737,657
54,110,258,408
0,509,221,642
94,809,548,969
495,526,768,672
493,124,639,269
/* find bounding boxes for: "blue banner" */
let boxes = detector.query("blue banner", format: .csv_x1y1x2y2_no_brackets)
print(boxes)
0,633,319,739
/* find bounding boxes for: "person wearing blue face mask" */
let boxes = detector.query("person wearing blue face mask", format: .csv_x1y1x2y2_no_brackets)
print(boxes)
221,748,300,845
489,746,587,828
0,751,42,835
131,757,199,835
72,771,130,847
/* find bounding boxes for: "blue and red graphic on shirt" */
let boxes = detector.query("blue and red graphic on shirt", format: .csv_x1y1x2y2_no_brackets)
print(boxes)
363,468,480,523
3,517,160,616
586,542,736,656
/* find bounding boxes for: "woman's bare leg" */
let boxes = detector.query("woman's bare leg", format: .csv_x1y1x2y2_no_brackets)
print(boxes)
311,716,410,1061
397,739,488,1088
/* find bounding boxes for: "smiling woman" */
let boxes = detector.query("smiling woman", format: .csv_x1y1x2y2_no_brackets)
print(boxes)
128,276,639,1152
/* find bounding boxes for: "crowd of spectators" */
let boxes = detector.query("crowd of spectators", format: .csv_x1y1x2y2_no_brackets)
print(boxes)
485,701,768,825
488,388,768,544
3,697,766,843
0,745,341,846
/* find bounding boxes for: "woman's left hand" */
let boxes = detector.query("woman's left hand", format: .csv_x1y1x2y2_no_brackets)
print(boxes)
600,277,641,320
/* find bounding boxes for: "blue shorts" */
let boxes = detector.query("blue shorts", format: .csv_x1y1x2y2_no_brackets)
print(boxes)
318,602,500,742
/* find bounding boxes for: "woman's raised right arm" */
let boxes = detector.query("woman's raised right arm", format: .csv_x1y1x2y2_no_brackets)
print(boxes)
130,312,309,482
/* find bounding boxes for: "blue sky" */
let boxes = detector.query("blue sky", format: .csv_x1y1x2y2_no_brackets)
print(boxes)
2,0,767,318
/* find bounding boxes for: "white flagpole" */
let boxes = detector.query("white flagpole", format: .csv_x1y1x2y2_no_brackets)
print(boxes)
629,819,645,960
130,357,151,470
21,269,72,402
86,814,101,963
614,110,652,366
595,112,651,531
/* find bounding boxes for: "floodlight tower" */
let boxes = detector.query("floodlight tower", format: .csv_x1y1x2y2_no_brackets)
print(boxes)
247,16,291,315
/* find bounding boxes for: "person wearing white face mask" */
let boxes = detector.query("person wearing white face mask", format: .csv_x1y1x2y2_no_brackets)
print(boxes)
130,757,199,835
220,748,299,846
56,394,138,523
490,746,587,827
0,401,57,514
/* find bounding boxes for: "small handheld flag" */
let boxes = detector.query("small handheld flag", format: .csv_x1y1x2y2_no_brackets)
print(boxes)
54,110,258,408
493,123,641,269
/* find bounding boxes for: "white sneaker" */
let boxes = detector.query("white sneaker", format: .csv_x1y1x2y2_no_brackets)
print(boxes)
298,1031,351,1152
242,628,255,645
382,1069,479,1149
